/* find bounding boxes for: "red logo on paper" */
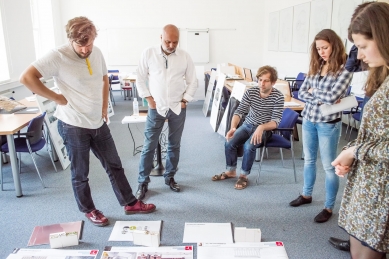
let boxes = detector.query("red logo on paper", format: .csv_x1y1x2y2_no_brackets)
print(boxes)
276,242,283,246
90,250,98,255
185,246,193,250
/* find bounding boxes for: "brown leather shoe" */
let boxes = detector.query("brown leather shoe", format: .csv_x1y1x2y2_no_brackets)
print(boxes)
289,195,312,207
165,177,180,192
328,237,350,252
85,209,109,227
314,209,332,223
124,200,156,215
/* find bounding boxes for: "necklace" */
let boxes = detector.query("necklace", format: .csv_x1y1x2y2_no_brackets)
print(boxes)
86,58,93,75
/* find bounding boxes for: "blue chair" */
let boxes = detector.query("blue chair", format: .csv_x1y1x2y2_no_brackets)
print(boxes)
1,112,51,190
108,70,121,104
285,72,306,93
342,85,354,138
256,108,299,184
347,96,366,140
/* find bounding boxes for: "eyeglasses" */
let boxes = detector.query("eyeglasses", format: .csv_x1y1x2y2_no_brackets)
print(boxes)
162,55,168,69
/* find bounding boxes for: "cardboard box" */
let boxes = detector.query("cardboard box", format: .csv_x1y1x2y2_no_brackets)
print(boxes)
49,231,79,248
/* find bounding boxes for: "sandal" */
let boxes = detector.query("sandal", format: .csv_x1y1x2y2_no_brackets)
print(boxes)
212,172,236,181
234,176,248,190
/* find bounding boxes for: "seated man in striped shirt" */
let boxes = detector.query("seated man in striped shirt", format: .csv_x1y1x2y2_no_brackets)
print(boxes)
212,65,284,189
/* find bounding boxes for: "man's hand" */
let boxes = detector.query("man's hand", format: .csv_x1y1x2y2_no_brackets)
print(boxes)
147,96,156,109
331,146,356,177
54,93,68,105
102,109,108,123
181,99,188,108
251,125,264,145
226,128,236,141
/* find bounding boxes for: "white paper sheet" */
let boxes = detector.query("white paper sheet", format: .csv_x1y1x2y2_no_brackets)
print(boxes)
320,95,358,116
350,71,368,98
7,248,98,259
108,220,162,241
102,246,193,259
183,222,233,243
121,115,147,124
197,242,289,259
284,102,301,107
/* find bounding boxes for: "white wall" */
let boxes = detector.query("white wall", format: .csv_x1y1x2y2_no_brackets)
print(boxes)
262,0,311,79
55,0,266,74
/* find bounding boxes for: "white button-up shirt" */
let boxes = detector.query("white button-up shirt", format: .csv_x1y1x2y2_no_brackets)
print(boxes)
136,46,198,116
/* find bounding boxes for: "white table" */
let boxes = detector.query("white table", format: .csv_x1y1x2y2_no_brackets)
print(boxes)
121,113,164,176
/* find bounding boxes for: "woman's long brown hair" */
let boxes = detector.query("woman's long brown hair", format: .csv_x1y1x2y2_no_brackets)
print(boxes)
307,29,346,77
348,2,389,96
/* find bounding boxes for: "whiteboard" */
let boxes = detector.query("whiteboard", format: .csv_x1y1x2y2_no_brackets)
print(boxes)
309,0,333,44
331,0,363,42
268,11,280,51
292,2,310,53
186,31,209,63
98,28,161,66
278,7,293,52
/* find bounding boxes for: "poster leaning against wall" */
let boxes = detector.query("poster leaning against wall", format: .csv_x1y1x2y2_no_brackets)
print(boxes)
36,84,70,170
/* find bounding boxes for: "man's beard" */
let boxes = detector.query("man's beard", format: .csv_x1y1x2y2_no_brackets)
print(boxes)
163,46,176,54
75,51,91,59
71,44,92,59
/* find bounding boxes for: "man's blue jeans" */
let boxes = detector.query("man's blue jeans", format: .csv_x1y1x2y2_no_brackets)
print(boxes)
301,118,341,210
138,108,186,183
58,120,137,213
225,123,269,175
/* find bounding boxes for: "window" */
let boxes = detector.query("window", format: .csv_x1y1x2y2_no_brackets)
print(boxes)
0,6,10,82
30,0,55,59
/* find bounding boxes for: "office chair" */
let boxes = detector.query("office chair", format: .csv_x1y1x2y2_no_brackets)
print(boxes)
347,96,365,141
0,112,53,190
285,72,306,100
108,70,121,105
256,108,299,185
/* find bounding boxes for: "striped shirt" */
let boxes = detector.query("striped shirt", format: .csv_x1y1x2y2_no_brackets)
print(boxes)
235,87,284,126
299,64,353,122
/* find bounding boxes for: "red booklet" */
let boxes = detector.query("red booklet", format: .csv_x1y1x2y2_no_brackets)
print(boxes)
27,220,84,246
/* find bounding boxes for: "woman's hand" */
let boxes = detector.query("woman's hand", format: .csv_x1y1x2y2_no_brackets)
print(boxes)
331,146,356,177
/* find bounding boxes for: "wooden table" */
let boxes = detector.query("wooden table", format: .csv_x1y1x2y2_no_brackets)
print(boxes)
0,99,41,197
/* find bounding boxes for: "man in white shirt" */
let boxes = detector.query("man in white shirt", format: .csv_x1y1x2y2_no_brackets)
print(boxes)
136,24,198,200
19,16,156,227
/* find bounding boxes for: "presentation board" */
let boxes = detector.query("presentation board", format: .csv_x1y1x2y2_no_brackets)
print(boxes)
292,2,310,53
331,0,363,42
309,0,333,44
268,12,280,51
216,81,246,137
210,74,226,132
202,70,217,117
278,7,293,52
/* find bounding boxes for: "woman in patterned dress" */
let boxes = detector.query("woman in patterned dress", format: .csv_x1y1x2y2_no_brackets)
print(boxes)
332,2,389,259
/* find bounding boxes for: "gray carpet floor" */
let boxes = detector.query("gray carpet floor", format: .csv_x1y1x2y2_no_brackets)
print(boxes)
0,92,360,259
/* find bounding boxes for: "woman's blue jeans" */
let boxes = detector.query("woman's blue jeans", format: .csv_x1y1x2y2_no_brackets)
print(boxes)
301,118,341,210
138,108,186,184
58,120,136,213
225,123,269,175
